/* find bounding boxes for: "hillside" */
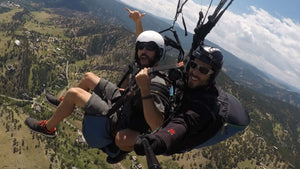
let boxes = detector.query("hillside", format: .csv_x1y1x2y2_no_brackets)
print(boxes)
0,1,300,169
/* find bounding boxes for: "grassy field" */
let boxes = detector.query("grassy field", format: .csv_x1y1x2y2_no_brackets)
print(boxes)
0,105,51,169
0,8,22,22
0,8,19,52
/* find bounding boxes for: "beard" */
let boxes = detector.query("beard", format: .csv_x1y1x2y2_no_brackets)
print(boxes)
138,53,156,68
188,72,209,89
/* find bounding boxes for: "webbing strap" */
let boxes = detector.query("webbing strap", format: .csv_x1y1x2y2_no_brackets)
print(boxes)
148,62,184,74
107,62,184,134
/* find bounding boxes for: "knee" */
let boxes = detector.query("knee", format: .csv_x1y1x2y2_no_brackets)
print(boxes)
115,130,134,149
80,72,100,90
65,87,82,100
115,131,124,148
82,72,96,82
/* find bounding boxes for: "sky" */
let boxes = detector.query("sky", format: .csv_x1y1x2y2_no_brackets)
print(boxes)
118,0,300,92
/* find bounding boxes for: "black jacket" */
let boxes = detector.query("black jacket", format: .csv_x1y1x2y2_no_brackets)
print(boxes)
155,85,223,154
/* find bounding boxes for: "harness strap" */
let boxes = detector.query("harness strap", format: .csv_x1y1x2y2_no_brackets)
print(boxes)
148,62,184,74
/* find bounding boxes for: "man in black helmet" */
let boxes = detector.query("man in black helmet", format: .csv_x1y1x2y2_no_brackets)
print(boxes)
134,45,227,155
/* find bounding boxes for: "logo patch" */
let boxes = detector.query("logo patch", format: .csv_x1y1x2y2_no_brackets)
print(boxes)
168,128,175,135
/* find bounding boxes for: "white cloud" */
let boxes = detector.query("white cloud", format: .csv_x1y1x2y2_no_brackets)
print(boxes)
213,7,300,90
120,0,300,90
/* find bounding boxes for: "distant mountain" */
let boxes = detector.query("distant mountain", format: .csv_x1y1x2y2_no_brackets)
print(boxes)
217,45,300,108
1,1,300,168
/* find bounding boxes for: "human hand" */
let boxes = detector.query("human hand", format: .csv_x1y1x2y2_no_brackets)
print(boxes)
134,134,167,155
126,7,146,23
135,68,151,94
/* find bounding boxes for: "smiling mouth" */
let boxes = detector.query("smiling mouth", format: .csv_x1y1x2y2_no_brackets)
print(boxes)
189,74,199,81
191,77,198,81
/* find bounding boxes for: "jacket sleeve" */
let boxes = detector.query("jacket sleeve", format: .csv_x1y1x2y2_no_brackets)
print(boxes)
154,113,189,154
154,108,214,154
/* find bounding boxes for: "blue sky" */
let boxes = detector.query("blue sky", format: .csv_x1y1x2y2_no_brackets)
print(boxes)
231,0,300,22
119,0,300,92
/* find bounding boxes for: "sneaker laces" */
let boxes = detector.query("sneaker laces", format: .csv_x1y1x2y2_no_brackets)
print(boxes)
37,120,56,134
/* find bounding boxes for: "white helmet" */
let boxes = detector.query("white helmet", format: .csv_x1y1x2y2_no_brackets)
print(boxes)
136,30,165,49
135,30,165,66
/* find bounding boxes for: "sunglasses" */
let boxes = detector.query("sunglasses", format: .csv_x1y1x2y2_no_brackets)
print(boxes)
190,60,214,75
136,42,158,51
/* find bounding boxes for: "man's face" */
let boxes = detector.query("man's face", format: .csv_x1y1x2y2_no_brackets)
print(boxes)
136,42,157,67
188,58,213,89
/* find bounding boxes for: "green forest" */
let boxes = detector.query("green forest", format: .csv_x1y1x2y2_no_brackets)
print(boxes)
0,1,299,169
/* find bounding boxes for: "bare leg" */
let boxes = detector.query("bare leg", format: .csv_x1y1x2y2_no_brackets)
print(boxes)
115,129,140,152
45,87,91,130
77,72,100,91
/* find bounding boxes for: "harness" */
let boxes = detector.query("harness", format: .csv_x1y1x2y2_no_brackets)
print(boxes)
192,87,250,149
152,84,250,152
107,64,179,136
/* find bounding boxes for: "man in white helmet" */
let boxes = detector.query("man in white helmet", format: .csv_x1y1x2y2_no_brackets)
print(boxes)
25,26,169,164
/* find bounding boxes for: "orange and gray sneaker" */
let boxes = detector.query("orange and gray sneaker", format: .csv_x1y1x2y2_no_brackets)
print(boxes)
25,117,56,138
45,93,62,106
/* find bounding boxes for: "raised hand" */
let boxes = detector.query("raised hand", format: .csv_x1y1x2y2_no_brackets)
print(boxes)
126,7,146,23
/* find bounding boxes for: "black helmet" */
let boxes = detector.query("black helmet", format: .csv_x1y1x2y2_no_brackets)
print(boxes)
135,30,165,67
189,45,223,84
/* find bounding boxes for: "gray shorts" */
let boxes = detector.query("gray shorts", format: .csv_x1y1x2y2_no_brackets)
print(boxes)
83,78,121,116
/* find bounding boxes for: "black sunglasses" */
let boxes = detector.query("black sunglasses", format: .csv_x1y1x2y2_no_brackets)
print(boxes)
136,42,158,51
190,60,214,75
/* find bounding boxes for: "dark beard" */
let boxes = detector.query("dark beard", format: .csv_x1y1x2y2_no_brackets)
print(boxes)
138,53,156,68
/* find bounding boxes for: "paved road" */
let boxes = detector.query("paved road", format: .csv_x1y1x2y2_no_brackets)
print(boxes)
0,94,33,103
